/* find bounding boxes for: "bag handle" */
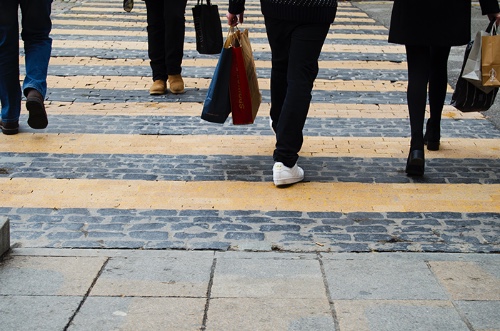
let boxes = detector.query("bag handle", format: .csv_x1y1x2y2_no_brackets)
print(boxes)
486,20,497,35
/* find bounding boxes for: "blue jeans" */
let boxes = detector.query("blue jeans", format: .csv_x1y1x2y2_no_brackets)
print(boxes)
0,0,52,124
265,17,332,167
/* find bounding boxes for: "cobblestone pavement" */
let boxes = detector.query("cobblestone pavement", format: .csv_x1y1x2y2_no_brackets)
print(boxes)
2,0,499,253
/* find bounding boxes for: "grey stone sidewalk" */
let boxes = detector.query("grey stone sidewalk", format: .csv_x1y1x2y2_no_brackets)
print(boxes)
1,248,499,331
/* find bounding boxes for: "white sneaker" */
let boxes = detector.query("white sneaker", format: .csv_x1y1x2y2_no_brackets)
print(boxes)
273,162,304,186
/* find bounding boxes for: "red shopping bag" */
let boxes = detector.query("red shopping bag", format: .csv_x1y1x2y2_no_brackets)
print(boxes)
229,44,253,125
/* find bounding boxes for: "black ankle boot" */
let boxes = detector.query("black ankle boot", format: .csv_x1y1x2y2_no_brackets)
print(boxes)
424,121,440,151
405,149,425,176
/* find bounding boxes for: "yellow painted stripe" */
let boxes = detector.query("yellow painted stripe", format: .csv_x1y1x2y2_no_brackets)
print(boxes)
40,75,452,93
50,28,387,40
51,18,387,31
69,8,370,19
50,39,401,53
38,57,407,70
72,1,355,6
2,178,499,213
58,11,376,22
44,102,480,120
1,135,499,159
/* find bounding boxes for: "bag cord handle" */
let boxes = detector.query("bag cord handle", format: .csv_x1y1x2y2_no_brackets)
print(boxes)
486,20,497,35
197,0,212,6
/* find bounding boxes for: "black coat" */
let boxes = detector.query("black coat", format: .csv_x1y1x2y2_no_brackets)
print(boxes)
388,0,500,46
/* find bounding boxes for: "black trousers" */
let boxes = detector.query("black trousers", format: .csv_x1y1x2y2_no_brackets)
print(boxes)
405,45,451,150
265,17,332,167
144,0,187,81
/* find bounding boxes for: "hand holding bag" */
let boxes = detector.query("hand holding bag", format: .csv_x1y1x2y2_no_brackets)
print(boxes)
192,0,223,54
481,22,500,87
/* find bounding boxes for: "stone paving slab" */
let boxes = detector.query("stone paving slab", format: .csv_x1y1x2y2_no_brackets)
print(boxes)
323,257,449,300
336,300,470,331
211,257,325,298
428,261,500,300
0,255,107,296
90,254,214,297
0,296,82,331
69,297,206,331
206,298,335,331
455,301,500,330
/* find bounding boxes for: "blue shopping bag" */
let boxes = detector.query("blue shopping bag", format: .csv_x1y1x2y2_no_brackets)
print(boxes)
201,47,233,123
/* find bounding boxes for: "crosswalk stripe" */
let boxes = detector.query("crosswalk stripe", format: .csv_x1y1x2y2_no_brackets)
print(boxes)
43,102,480,120
2,178,499,213
2,134,499,159
51,19,388,31
39,75,450,93
50,28,389,40
31,56,408,70
49,39,404,53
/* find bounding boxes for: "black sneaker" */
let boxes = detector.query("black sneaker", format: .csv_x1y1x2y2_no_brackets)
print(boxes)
123,0,133,12
0,120,19,135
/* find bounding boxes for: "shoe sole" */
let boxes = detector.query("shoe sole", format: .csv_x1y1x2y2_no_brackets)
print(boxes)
123,0,133,12
426,141,440,151
169,88,185,95
274,176,304,186
150,91,167,95
0,125,19,135
26,98,48,129
405,157,424,176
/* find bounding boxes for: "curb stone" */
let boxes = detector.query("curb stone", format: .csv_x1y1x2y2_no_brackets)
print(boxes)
0,217,10,257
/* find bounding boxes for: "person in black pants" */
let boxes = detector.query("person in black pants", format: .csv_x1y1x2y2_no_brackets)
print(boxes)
144,0,187,95
227,0,338,187
389,0,500,176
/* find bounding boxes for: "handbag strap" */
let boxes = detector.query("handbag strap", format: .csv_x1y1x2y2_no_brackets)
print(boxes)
197,0,212,5
485,20,496,35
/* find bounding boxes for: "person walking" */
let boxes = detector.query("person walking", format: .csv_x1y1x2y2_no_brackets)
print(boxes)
227,0,338,187
389,0,500,176
144,0,188,95
0,0,52,135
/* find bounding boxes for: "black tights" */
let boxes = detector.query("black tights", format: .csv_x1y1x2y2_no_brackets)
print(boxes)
405,45,451,150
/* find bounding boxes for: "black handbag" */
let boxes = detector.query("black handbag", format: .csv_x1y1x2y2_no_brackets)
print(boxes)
451,23,499,112
192,0,223,55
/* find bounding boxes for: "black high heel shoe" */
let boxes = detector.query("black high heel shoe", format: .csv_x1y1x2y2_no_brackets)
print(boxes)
405,149,425,176
424,123,440,151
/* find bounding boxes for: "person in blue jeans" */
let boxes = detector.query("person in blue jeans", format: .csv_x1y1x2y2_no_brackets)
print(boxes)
227,0,338,187
0,0,52,135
